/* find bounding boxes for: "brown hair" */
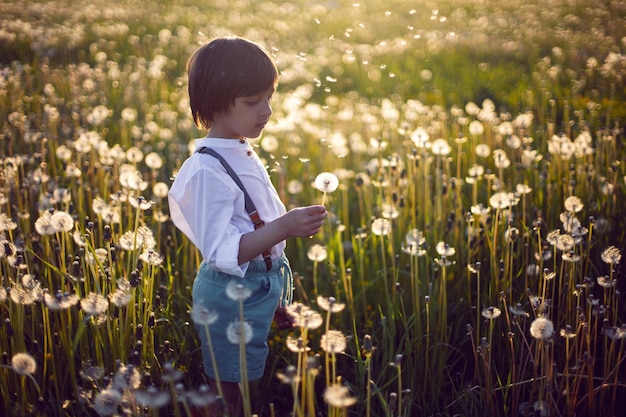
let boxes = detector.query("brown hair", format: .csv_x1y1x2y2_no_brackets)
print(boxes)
187,36,278,129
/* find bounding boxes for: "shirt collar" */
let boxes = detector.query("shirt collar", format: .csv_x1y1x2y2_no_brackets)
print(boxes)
194,137,251,150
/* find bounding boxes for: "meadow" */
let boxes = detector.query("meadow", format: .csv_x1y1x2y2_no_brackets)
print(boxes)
0,0,625,416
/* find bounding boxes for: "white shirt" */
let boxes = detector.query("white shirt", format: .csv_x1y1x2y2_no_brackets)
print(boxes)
168,137,287,277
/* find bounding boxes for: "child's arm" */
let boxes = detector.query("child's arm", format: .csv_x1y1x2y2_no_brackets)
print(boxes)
237,205,327,264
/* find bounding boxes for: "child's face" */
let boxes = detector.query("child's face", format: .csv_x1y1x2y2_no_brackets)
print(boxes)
209,86,275,140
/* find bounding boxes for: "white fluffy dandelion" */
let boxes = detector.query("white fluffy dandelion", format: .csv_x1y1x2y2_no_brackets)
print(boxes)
226,320,253,344
529,317,554,340
11,352,37,375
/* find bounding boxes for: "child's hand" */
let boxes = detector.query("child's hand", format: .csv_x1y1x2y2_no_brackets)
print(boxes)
273,306,295,330
283,205,327,238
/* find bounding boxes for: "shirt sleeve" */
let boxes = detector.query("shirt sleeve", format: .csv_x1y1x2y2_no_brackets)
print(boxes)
168,161,250,277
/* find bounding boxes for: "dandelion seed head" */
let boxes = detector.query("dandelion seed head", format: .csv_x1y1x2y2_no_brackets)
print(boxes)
287,179,303,194
317,295,346,313
321,329,347,353
225,280,252,301
481,306,501,320
109,289,132,307
44,290,79,310
489,192,519,209
469,120,484,136
152,182,169,198
287,303,324,329
560,325,577,339
134,386,170,408
564,196,583,213
93,388,122,416
605,325,626,340
431,138,451,155
34,214,56,235
601,246,621,265
11,352,37,375
0,213,17,232
139,249,163,266
226,320,253,344
118,231,143,251
371,217,392,236
80,292,109,315
307,244,328,262
509,304,529,317
435,241,455,257
129,195,154,210
324,384,357,407
125,147,144,163
191,303,218,326
314,172,339,193
597,275,615,288
529,317,554,340
286,336,310,353
144,152,163,170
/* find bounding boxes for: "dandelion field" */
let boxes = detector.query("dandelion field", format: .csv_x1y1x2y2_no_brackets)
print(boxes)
1,0,625,416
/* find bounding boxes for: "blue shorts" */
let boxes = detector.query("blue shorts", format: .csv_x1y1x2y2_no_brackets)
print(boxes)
192,255,292,382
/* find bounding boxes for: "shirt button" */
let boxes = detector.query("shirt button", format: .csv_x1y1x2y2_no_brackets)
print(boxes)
239,139,246,144
247,151,252,156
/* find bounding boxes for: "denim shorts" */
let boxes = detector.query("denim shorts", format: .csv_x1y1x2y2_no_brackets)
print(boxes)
192,255,292,382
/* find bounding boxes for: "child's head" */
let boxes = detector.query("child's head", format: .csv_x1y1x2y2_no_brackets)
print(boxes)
187,36,278,129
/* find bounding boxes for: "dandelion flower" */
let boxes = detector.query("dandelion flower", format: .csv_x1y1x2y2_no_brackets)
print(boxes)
225,281,252,301
564,196,583,213
371,218,392,236
44,291,79,310
601,246,621,265
93,388,122,416
109,289,132,307
560,325,577,339
191,303,218,326
287,303,324,329
321,330,347,353
410,127,430,147
469,120,485,136
489,192,519,209
435,241,455,257
80,293,109,315
226,320,253,344
126,147,144,163
481,306,501,320
307,244,328,262
112,364,142,390
509,304,529,317
134,386,170,409
139,249,163,266
605,325,626,340
50,211,74,232
129,195,154,211
287,179,303,194
0,213,17,232
324,384,357,407
286,336,310,353
529,317,554,340
431,138,451,155
34,214,56,235
555,234,575,252
11,352,37,375
118,231,143,251
316,295,345,313
144,152,163,169
314,172,339,194
597,275,616,288
152,182,169,198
